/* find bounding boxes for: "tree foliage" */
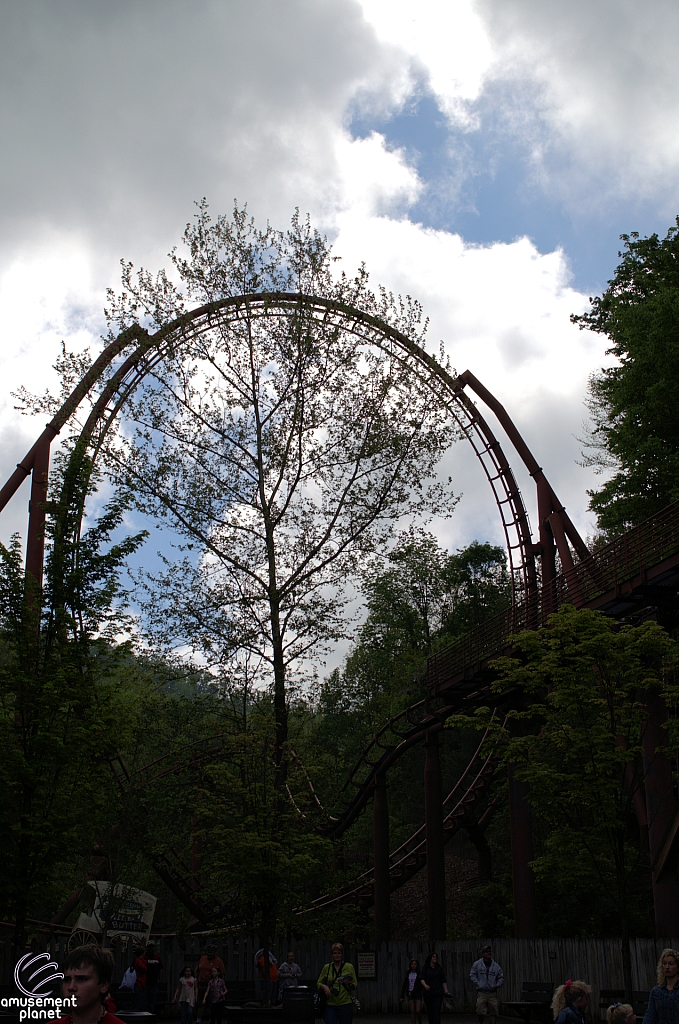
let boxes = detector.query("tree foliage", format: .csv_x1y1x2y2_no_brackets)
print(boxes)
7,201,467,943
0,466,147,949
103,202,455,800
307,532,510,895
573,218,679,533
360,531,510,655
491,606,674,943
336,532,509,723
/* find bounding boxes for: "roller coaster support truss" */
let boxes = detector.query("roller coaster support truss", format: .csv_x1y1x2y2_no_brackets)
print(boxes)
424,731,446,940
456,370,590,611
373,772,390,947
642,692,679,935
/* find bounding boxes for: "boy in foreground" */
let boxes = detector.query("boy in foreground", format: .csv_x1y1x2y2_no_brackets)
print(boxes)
57,945,124,1024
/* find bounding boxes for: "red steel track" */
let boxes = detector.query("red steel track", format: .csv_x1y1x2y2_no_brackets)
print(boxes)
4,292,679,927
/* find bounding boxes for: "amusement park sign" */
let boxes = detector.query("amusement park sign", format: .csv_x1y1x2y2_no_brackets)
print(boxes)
75,882,157,944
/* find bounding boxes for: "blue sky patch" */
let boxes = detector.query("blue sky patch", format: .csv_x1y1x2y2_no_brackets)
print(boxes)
350,92,675,297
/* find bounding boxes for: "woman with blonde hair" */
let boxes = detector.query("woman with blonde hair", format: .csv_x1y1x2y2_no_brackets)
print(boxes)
643,947,679,1024
551,980,591,1024
317,943,358,1024
606,1004,635,1024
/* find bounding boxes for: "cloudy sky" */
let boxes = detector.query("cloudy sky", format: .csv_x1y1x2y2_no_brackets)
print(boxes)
2,0,678,566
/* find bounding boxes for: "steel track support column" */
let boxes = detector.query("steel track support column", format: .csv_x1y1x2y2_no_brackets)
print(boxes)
536,477,557,621
373,770,390,945
508,764,537,938
642,692,679,935
191,812,202,891
187,811,204,930
425,730,446,939
25,436,51,592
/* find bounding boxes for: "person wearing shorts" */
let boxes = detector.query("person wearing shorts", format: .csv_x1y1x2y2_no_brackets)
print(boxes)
470,946,504,1024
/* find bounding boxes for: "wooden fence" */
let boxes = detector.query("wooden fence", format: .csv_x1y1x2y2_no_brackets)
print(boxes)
1,934,675,1015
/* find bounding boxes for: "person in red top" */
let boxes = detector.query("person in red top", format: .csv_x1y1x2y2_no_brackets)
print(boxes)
196,944,225,1023
57,944,125,1024
132,947,147,1012
144,942,164,1013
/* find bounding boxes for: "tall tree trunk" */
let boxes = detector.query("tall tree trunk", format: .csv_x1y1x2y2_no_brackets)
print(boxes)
253,340,288,798
466,822,492,881
618,848,633,1002
269,597,288,795
13,785,34,965
621,933,633,1004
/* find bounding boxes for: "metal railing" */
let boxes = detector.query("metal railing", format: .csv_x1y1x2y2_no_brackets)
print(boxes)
427,498,679,693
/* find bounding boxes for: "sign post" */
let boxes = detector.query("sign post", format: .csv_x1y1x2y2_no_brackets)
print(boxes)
357,953,376,980
74,881,157,944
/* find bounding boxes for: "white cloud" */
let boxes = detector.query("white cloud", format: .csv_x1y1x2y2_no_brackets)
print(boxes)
0,0,628,569
360,0,679,213
477,0,679,208
358,0,493,123
332,211,608,544
0,0,404,272
331,131,422,216
0,242,99,426
0,239,102,540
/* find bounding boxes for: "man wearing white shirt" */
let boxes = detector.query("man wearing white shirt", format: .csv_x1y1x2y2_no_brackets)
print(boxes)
278,952,302,1004
470,945,504,1024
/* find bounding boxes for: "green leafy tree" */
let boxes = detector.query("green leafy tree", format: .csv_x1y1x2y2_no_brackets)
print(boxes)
307,533,509,888
573,218,679,533
192,692,335,934
492,606,673,991
309,534,509,810
341,533,509,711
0,478,146,954
103,202,454,811
441,540,510,637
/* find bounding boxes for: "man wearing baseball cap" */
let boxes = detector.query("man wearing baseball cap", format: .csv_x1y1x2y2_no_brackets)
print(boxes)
470,945,504,1024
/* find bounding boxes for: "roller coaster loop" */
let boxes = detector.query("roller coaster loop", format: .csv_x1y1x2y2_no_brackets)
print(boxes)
4,292,679,940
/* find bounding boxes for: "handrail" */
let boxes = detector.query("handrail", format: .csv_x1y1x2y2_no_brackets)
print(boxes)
427,497,679,694
325,498,679,838
306,735,500,912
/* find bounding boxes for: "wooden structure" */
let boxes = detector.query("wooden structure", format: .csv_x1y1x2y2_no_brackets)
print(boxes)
0,933,673,1016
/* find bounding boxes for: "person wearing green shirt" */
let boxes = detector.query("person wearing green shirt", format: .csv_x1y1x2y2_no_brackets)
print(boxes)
317,944,358,1024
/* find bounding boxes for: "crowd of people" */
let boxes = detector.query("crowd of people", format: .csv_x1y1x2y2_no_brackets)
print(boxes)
168,941,307,1021
45,940,679,1024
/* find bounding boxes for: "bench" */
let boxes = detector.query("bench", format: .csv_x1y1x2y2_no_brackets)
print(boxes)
599,990,649,1022
504,982,554,1024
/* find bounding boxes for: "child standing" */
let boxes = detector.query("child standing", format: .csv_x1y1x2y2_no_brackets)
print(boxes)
607,1004,635,1024
400,959,423,1024
202,966,228,1024
552,981,591,1024
174,966,198,1024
